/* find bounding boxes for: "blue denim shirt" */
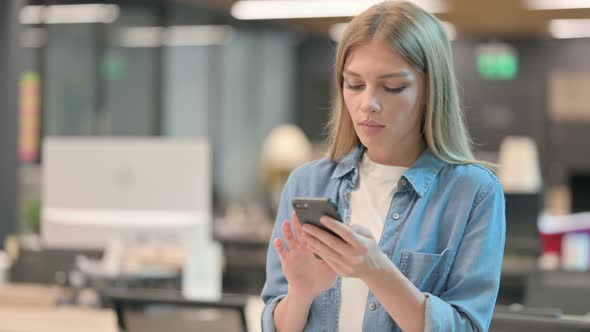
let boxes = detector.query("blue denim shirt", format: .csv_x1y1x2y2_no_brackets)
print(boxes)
261,145,506,332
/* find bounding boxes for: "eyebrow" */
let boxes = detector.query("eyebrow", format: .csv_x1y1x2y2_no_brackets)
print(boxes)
343,69,410,79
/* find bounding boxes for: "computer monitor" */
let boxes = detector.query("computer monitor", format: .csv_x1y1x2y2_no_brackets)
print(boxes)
570,173,590,213
41,137,211,249
102,288,249,332
504,192,543,255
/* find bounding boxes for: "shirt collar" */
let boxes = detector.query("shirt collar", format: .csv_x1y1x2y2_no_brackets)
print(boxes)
402,148,446,197
331,145,446,197
331,145,365,179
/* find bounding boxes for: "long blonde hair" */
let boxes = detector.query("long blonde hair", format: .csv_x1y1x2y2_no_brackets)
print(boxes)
327,1,483,166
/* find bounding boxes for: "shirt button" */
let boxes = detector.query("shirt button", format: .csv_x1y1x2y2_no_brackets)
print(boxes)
392,213,400,220
401,179,407,186
369,302,377,311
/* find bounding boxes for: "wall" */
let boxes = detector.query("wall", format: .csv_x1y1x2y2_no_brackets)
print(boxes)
0,0,22,244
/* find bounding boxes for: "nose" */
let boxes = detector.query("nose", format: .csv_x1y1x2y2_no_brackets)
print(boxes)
370,98,381,112
360,93,382,113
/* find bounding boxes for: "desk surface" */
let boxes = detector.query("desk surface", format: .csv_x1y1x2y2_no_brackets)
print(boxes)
0,283,117,332
0,307,117,332
0,283,55,307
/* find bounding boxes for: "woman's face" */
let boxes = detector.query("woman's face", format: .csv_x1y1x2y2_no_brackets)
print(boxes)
342,39,426,157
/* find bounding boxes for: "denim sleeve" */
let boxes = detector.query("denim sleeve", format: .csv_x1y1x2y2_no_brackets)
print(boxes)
260,173,296,332
424,179,506,332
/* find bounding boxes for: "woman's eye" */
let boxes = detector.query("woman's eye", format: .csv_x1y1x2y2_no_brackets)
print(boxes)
384,86,407,94
344,83,364,90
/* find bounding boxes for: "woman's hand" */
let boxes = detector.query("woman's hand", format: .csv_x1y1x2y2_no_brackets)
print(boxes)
274,211,337,300
301,216,387,279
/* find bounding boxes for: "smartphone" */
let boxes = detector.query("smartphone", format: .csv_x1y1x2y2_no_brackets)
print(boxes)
292,197,343,238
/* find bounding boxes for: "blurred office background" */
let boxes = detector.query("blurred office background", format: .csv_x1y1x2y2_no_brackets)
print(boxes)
2,0,590,331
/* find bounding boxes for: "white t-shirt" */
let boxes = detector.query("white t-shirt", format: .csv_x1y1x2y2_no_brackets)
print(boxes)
339,154,408,332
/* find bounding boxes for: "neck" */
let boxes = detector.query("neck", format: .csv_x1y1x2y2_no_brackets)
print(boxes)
365,136,426,167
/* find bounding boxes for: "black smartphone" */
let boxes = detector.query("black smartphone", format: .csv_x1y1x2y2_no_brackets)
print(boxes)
292,197,343,238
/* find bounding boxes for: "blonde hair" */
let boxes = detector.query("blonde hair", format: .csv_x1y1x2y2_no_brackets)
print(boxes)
327,1,485,167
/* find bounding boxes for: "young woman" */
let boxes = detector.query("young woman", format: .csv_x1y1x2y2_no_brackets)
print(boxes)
261,1,505,331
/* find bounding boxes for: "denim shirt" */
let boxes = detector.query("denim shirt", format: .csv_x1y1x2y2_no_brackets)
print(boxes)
261,145,506,332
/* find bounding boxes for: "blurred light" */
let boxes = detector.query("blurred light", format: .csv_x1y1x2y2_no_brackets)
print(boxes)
231,0,447,20
20,4,119,24
441,21,457,41
118,27,163,48
166,25,233,46
118,25,234,48
21,28,47,48
19,6,43,24
101,53,128,81
549,19,590,39
329,20,456,43
19,72,42,163
523,0,590,10
329,23,348,42
476,42,518,80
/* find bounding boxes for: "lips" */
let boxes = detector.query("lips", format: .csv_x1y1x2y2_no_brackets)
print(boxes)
358,120,385,136
359,120,385,127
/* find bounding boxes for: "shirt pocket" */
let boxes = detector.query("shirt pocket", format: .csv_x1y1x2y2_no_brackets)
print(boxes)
399,248,454,295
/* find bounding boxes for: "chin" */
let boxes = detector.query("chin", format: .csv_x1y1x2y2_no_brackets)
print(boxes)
357,135,376,148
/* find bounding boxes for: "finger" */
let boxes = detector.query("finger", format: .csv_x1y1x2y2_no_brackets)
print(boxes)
281,220,299,250
274,238,288,263
309,248,349,276
302,231,348,263
320,216,364,249
321,254,352,277
349,224,373,238
302,223,355,256
292,211,305,242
